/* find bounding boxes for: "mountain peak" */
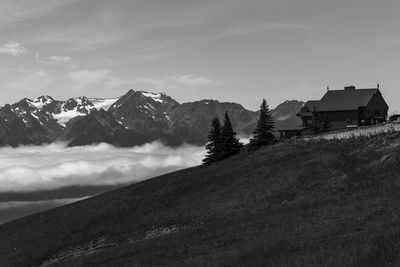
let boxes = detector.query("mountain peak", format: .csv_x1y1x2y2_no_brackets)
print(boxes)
37,95,55,102
20,96,55,110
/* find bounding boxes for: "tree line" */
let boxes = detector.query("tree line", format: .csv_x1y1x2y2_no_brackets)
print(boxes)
203,99,275,165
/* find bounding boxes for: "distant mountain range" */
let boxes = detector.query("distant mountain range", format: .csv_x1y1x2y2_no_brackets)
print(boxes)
0,90,304,147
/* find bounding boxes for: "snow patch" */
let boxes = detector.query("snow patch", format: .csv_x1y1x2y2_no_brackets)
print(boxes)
27,96,54,110
142,92,164,103
53,108,86,127
89,98,119,111
31,113,44,125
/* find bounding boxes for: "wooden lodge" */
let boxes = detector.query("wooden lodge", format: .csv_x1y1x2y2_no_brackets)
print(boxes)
279,85,389,138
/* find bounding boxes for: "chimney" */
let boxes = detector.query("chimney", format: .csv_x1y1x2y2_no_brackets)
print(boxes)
344,85,356,91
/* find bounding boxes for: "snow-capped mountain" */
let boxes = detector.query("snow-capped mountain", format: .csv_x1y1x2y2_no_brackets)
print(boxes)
0,90,303,147
109,90,179,131
10,96,119,127
53,97,96,126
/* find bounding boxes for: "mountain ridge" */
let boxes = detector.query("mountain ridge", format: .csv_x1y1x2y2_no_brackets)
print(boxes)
0,90,304,147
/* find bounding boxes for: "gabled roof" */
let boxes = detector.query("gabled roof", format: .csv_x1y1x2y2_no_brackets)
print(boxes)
316,88,379,112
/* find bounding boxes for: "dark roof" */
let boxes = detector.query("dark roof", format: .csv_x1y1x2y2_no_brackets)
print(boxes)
316,88,379,112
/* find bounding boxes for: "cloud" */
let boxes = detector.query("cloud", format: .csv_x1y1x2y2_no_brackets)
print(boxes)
135,75,220,89
0,0,83,27
49,56,71,63
146,19,206,29
0,40,27,56
0,141,206,192
36,54,72,65
69,69,219,92
67,32,123,52
6,70,53,90
219,23,312,38
69,69,133,91
169,75,220,87
30,25,124,52
69,69,113,84
128,22,311,61
238,136,251,145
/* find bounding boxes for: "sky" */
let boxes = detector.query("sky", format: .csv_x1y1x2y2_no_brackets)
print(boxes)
0,0,399,111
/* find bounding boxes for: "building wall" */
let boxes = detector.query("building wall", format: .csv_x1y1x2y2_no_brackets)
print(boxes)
301,116,313,127
314,110,360,130
365,91,389,120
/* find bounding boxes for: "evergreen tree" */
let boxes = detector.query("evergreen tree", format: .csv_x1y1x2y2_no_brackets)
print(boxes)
249,99,275,148
220,112,243,159
202,117,222,164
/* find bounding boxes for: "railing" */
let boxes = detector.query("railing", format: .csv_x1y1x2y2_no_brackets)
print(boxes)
303,122,400,141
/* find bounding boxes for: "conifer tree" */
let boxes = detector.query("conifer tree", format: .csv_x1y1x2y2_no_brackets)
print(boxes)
202,117,222,164
220,112,243,159
250,99,275,148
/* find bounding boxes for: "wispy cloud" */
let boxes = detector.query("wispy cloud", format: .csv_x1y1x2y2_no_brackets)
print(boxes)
134,75,220,89
49,55,71,63
0,0,83,27
0,142,205,192
146,19,206,29
30,25,125,52
6,70,53,90
169,75,220,87
69,69,219,91
219,23,312,38
36,54,73,66
128,22,311,61
69,32,123,52
185,22,312,44
69,69,133,90
69,69,113,84
0,40,28,56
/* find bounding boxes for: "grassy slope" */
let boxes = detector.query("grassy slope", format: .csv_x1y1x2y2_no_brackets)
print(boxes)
2,133,400,266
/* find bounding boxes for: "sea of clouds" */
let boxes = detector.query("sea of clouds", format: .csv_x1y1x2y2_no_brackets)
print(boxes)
0,141,206,193
0,138,255,224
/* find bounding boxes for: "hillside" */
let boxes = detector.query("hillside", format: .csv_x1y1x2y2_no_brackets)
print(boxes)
3,132,399,266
